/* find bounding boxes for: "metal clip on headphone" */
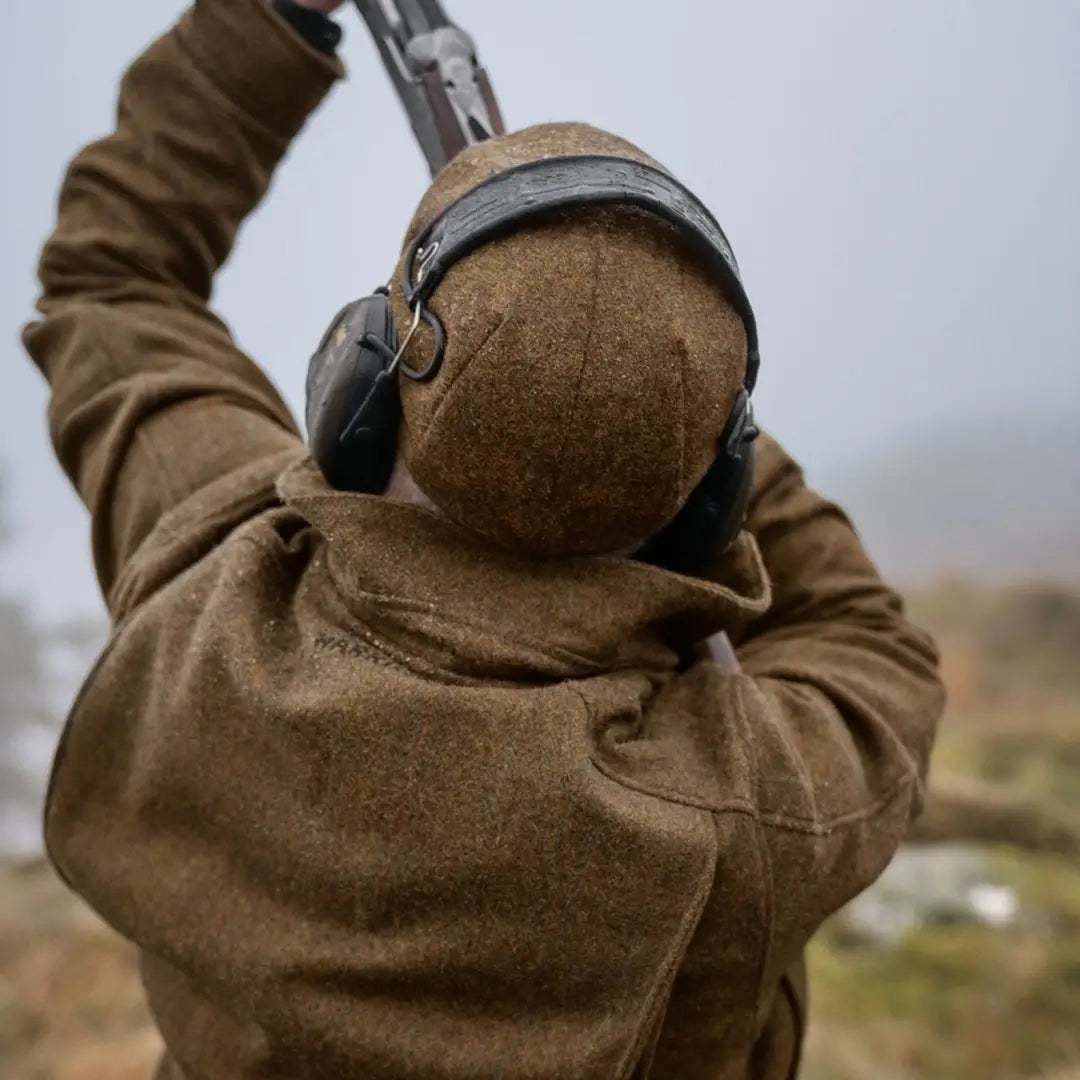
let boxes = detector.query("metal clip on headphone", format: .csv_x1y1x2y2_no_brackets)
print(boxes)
305,155,760,576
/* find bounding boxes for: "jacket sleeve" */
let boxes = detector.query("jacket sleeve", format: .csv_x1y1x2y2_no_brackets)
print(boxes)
22,0,343,614
728,433,945,953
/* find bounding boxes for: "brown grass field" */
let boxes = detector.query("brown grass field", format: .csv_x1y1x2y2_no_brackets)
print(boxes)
2,580,1078,1079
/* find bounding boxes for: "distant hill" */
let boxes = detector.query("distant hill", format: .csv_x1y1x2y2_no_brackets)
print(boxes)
820,408,1080,586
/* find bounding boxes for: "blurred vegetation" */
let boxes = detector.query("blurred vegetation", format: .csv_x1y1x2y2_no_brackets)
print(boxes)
0,477,104,855
0,476,56,814
803,580,1080,1080
805,853,1080,1080
0,861,161,1080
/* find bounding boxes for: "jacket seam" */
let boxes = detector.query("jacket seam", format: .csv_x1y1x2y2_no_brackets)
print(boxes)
238,528,548,688
109,477,285,619
573,688,719,1080
738,676,778,1044
310,531,668,676
616,807,717,1080
780,971,806,1080
337,587,611,673
586,750,918,835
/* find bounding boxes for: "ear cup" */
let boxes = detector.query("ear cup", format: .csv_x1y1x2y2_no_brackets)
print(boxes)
305,292,402,493
637,390,758,576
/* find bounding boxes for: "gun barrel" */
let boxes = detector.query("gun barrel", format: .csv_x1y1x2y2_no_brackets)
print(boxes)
395,0,450,34
353,0,505,177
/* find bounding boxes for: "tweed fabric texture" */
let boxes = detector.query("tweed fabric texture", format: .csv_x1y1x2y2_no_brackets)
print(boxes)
389,123,749,556
23,2,945,1077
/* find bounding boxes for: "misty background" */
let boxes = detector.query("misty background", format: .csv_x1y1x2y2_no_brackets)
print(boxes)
1,0,1079,855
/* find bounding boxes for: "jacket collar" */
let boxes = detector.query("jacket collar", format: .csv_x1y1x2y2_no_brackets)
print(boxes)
278,459,770,681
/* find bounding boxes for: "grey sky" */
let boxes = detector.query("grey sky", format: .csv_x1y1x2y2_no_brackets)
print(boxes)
2,0,1078,621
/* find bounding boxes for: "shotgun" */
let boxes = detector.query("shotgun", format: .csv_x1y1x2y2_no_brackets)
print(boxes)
352,0,506,177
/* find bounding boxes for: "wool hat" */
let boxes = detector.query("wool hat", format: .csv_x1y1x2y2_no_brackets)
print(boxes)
389,122,748,558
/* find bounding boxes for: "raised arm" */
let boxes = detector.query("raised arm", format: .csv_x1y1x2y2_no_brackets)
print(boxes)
727,433,945,951
22,0,343,614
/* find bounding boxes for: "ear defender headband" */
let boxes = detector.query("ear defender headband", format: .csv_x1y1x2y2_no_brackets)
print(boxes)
305,154,760,574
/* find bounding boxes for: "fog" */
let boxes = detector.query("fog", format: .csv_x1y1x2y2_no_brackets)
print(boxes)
2,0,1078,621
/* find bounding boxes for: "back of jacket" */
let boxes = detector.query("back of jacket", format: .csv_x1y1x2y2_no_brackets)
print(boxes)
23,3,944,1077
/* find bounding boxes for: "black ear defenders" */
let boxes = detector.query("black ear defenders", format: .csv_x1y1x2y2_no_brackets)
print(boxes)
304,287,445,494
305,154,761,574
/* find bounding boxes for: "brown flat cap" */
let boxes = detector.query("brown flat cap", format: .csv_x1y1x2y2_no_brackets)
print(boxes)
389,122,747,558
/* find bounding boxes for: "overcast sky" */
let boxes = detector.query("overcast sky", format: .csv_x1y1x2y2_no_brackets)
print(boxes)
2,0,1078,622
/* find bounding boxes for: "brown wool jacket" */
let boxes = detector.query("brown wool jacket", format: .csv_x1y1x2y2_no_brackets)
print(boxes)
24,2,944,1078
